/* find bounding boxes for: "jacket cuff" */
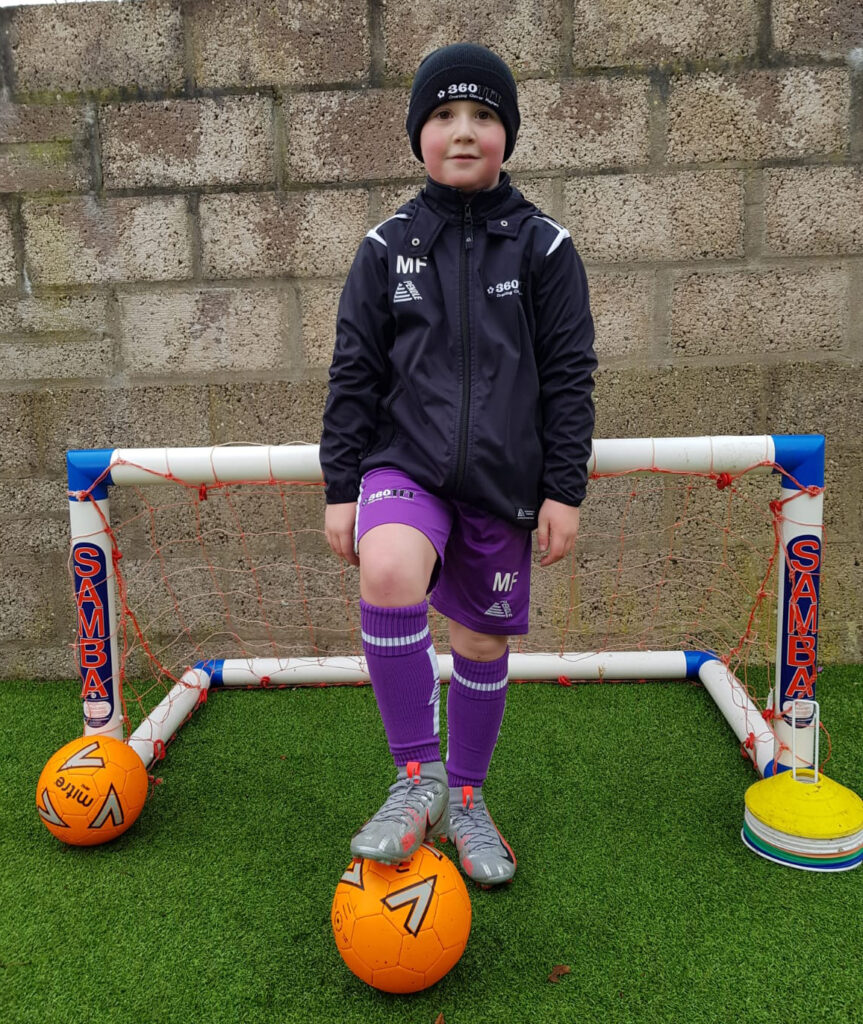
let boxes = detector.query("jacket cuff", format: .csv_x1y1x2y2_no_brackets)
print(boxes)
324,481,360,505
543,490,584,509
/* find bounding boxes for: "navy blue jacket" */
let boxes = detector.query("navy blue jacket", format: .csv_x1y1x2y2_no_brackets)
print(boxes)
320,174,597,530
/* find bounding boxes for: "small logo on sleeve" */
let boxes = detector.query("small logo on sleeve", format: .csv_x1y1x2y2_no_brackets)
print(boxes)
394,281,423,303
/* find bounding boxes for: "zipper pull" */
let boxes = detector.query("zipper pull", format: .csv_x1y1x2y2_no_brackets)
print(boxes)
464,204,473,250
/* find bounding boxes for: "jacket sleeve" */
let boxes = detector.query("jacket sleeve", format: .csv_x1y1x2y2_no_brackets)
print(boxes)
320,235,394,504
532,236,597,507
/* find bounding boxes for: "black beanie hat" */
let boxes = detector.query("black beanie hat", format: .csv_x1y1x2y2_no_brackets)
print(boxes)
406,43,520,163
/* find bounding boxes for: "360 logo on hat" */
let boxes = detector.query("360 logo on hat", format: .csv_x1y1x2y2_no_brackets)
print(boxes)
436,82,503,109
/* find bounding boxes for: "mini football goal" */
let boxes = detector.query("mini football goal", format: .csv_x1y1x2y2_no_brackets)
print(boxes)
66,434,824,780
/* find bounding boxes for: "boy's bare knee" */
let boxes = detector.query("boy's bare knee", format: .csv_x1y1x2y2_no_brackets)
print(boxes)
361,556,423,606
359,524,436,607
449,620,508,662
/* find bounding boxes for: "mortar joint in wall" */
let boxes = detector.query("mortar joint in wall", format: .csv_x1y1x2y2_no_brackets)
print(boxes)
647,70,669,168
849,66,863,161
0,9,15,98
368,0,385,88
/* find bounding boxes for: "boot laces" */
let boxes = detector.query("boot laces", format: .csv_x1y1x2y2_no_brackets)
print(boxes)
373,774,438,826
451,792,501,853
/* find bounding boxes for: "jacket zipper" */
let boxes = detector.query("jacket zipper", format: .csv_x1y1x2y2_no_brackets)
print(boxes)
454,202,472,493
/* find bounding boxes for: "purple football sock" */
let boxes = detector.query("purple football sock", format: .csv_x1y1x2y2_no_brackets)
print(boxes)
446,647,509,787
360,599,441,766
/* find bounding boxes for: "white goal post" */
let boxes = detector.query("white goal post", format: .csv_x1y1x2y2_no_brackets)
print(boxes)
67,434,824,779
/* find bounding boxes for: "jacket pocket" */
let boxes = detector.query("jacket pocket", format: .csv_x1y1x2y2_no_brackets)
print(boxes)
366,385,404,455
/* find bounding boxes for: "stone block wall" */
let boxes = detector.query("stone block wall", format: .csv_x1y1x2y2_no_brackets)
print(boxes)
0,0,861,678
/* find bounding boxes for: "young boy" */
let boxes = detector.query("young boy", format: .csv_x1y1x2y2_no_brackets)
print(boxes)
320,43,596,886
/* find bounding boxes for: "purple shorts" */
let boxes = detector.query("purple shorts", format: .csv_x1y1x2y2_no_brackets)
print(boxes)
355,467,532,635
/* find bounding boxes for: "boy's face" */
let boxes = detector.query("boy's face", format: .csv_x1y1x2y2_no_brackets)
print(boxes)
419,100,506,193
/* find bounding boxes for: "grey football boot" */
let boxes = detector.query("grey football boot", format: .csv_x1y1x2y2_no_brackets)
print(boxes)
447,785,516,887
350,760,449,865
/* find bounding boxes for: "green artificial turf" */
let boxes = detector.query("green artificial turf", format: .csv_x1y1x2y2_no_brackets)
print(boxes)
2,670,863,1024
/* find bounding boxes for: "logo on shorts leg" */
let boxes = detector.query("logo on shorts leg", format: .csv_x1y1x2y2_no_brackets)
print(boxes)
362,487,416,506
484,601,513,619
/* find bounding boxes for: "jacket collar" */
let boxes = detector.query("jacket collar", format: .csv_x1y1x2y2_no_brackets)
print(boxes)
421,172,516,221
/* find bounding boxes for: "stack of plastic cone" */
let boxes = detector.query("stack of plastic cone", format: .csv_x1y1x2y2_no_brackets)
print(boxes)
742,769,863,872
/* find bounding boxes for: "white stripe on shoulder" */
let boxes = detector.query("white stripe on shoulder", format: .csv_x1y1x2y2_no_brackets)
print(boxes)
532,214,571,257
365,212,411,247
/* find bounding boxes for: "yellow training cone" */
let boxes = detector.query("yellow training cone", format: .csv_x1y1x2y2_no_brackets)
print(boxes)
745,770,863,841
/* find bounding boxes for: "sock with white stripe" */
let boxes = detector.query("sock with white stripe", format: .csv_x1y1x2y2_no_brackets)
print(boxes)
360,599,441,766
446,647,509,787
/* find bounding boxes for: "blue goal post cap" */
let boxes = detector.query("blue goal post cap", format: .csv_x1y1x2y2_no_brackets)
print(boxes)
67,449,115,501
771,435,825,490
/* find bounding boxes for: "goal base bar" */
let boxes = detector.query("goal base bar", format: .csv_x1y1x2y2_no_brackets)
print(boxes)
128,651,776,778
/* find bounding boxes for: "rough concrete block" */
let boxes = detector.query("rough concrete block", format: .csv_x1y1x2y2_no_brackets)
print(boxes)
210,378,329,445
817,445,863,542
765,362,863,437
8,1,185,94
0,292,114,381
594,364,767,439
119,286,287,376
818,541,863,663
0,144,90,194
0,103,88,144
382,0,562,78
510,79,652,173
378,183,424,216
0,391,39,475
0,102,90,193
668,69,849,163
588,271,653,360
192,0,369,87
23,195,193,285
511,176,556,217
670,266,848,356
0,294,109,333
297,280,342,367
772,0,863,59
0,478,69,555
101,95,275,190
0,558,57,642
564,171,744,262
0,646,77,682
0,338,114,382
0,212,16,286
573,0,759,67
765,167,863,255
286,89,416,183
200,189,369,279
39,385,211,475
